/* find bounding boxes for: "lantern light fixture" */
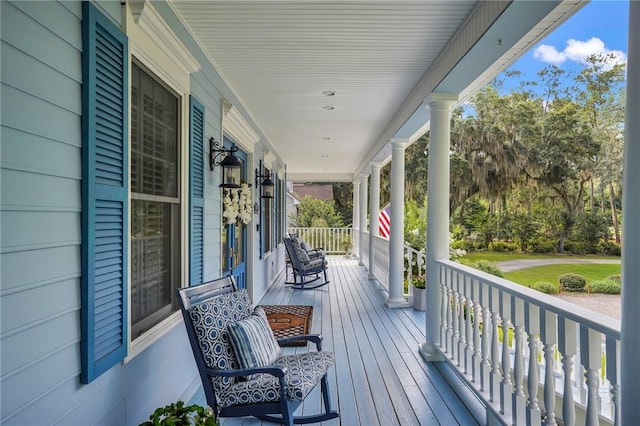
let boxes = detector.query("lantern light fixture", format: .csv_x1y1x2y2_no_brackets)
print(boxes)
210,138,242,188
255,164,275,199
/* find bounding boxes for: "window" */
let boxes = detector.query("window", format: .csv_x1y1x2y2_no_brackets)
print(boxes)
130,61,181,339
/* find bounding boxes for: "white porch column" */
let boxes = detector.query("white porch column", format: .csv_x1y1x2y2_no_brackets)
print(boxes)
368,163,382,279
352,180,360,257
421,93,458,361
622,1,640,422
358,175,369,266
386,139,409,307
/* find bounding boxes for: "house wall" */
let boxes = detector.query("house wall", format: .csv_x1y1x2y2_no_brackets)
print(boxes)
0,1,285,424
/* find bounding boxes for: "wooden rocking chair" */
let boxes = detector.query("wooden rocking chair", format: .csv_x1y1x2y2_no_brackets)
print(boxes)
283,237,330,290
177,276,339,425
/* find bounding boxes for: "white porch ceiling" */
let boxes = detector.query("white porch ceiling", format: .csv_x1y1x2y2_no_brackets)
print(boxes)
169,1,584,182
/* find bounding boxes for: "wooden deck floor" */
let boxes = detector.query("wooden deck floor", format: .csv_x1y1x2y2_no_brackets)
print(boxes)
207,256,485,426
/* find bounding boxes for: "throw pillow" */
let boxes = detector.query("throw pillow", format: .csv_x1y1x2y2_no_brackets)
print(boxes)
227,307,282,372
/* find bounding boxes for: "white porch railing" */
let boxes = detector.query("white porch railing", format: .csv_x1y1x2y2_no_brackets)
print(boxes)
359,232,620,425
435,259,620,426
287,227,353,255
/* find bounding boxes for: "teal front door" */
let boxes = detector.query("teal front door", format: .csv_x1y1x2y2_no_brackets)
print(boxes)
222,137,248,289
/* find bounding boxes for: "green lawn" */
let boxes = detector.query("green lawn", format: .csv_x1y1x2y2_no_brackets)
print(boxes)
460,251,621,287
504,264,620,287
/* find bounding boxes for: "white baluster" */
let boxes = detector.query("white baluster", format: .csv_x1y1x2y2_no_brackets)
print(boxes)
490,288,501,403
456,275,466,366
480,282,491,393
464,276,474,375
511,296,526,426
500,293,512,417
558,317,577,426
439,270,448,350
581,327,601,426
472,279,482,384
606,336,620,426
442,283,451,354
451,273,459,362
526,303,542,426
446,273,453,357
541,310,557,426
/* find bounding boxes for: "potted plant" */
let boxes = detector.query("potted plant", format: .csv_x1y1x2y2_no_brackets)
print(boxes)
140,401,217,426
412,276,427,311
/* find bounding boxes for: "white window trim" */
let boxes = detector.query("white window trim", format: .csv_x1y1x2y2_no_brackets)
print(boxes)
124,1,196,361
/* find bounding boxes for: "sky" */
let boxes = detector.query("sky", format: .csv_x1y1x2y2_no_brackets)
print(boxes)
501,0,629,84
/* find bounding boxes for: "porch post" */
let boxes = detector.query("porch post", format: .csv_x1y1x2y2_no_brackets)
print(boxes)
369,162,382,279
358,174,369,266
622,1,640,422
421,93,457,360
386,139,409,307
352,180,360,257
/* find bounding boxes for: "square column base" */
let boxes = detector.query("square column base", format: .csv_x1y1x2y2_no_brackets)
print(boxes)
419,343,445,362
385,297,409,309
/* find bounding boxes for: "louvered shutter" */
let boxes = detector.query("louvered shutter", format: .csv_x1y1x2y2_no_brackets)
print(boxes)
189,97,205,285
81,2,129,384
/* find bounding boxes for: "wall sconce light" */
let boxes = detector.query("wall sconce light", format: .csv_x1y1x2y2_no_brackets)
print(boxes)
210,138,242,188
255,163,275,199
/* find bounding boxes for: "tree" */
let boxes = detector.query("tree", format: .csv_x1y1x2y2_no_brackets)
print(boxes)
289,196,344,227
511,213,539,252
332,182,354,225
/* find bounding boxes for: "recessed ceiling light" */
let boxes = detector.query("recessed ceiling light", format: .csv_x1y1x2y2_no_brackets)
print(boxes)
321,155,329,158
322,106,334,110
322,90,336,96
321,137,331,140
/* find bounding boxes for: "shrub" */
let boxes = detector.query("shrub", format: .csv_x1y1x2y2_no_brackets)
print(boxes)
530,238,556,254
471,260,504,278
598,240,621,256
532,281,559,294
559,273,587,292
564,240,593,255
588,279,621,295
489,240,517,252
607,274,621,284
451,238,480,252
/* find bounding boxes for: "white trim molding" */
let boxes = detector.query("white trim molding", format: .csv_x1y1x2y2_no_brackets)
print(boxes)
223,104,260,152
128,0,200,75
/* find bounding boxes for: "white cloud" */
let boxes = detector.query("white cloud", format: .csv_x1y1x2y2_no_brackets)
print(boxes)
533,37,626,67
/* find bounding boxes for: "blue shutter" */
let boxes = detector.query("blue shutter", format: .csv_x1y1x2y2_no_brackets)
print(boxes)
190,97,205,285
81,2,128,384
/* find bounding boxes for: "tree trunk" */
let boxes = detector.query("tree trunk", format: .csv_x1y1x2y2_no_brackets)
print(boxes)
590,178,595,212
600,185,607,215
609,182,620,244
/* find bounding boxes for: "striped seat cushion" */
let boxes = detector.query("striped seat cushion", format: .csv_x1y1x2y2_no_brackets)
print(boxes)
227,307,282,372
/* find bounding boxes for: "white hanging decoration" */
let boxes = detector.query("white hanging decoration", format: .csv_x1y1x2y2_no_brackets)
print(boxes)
222,183,253,226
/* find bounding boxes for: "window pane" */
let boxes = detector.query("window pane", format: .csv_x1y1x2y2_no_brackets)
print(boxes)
131,63,179,198
131,200,174,338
